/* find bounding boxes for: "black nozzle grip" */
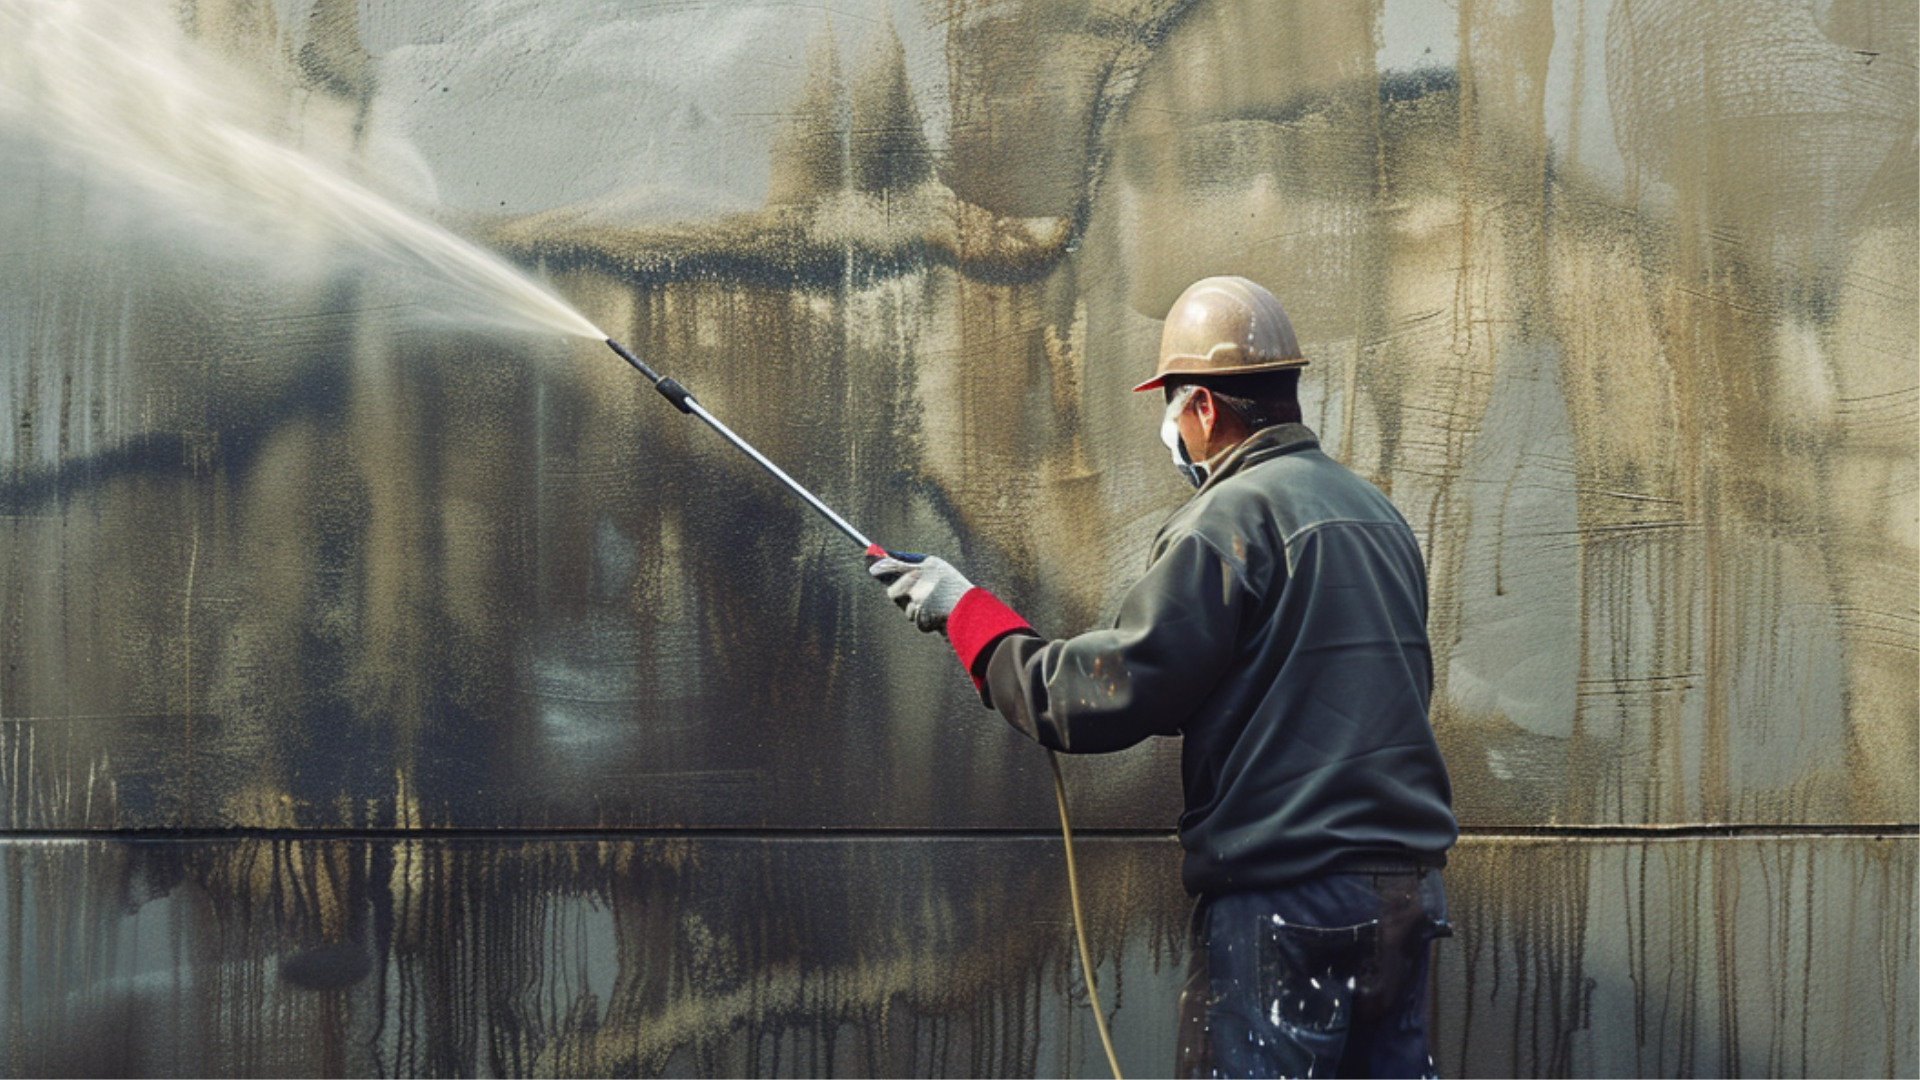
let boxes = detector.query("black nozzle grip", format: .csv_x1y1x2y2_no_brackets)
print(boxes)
655,377,695,414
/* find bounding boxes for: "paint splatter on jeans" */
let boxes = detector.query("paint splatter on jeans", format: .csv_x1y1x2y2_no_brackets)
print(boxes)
1178,869,1450,1078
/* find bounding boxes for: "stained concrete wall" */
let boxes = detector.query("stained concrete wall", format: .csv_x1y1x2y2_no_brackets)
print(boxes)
1,0,1914,1076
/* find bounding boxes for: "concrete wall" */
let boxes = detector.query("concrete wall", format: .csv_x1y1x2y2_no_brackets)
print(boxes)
1,0,1913,1075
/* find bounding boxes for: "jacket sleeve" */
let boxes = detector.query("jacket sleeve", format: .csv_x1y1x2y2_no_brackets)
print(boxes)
977,531,1248,754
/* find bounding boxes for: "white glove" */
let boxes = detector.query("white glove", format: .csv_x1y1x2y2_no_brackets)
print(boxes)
869,553,974,634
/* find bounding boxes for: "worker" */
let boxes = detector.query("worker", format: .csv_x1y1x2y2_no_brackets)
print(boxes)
870,276,1458,1078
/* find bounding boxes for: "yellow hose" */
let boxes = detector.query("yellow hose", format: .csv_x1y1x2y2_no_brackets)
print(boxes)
1049,749,1124,1080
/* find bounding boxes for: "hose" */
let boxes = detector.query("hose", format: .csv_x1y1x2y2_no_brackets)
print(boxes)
1049,749,1124,1080
600,340,1120,1074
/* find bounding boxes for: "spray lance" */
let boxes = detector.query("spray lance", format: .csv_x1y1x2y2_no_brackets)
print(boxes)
602,336,1125,1079
604,338,878,552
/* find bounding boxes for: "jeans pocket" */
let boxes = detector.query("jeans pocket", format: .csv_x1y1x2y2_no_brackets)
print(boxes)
1257,918,1379,1036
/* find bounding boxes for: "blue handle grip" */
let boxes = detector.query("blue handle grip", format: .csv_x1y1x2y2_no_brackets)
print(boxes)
863,546,927,580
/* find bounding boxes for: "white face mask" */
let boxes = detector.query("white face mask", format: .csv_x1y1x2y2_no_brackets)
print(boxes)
1160,385,1208,489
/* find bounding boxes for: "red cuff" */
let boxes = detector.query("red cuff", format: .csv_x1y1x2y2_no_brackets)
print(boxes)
947,588,1033,689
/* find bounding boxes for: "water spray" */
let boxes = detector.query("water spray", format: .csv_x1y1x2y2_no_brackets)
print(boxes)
12,4,1119,1067
603,334,1124,1079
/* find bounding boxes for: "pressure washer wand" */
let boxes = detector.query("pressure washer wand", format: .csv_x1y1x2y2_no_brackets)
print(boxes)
605,338,878,553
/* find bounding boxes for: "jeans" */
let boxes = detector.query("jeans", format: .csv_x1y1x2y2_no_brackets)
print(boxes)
1176,869,1450,1079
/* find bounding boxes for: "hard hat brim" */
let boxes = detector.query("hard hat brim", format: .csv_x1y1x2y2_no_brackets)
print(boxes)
1130,355,1310,393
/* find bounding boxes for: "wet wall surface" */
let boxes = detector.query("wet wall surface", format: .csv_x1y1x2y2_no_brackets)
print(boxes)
2,0,1915,1075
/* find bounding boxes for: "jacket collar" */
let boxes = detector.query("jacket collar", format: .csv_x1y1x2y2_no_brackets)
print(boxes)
1195,423,1319,494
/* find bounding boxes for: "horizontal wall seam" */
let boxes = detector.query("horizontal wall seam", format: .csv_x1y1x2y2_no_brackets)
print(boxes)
0,825,1912,842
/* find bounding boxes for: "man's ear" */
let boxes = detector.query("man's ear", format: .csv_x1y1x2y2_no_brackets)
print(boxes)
1192,386,1216,435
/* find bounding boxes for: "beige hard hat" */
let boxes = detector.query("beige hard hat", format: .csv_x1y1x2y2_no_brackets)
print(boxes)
1132,276,1306,393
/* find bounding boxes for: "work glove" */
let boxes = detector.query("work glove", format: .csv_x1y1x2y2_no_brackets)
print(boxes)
868,553,973,634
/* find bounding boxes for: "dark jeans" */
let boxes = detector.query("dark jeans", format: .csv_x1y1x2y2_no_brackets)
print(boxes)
1177,869,1450,1079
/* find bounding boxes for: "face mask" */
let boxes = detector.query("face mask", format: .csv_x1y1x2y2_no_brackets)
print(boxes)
1161,386,1208,489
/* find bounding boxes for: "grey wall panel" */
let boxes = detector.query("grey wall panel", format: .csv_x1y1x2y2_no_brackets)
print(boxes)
0,836,1911,1078
1,0,1912,833
1433,836,1918,1078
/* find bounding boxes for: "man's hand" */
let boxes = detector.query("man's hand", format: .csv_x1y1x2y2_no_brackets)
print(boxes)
868,553,974,634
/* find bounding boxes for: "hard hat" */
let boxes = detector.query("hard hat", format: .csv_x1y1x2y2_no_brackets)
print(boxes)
1132,276,1306,393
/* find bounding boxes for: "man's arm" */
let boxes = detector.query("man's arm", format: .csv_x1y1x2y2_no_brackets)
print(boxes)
967,532,1247,753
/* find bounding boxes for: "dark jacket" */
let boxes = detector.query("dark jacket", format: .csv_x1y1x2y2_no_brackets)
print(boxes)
976,424,1456,894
